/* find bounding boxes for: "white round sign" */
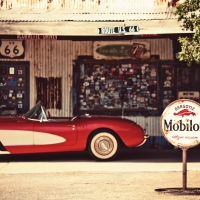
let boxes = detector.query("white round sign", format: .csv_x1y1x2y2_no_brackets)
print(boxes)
160,99,200,149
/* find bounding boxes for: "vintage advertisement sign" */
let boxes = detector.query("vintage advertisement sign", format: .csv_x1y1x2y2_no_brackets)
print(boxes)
98,26,139,35
160,99,200,149
0,40,25,59
93,41,150,60
17,35,58,40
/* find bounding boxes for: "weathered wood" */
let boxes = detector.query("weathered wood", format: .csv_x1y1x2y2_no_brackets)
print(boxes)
0,20,192,36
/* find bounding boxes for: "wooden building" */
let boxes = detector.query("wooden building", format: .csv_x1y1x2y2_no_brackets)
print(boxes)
0,0,197,148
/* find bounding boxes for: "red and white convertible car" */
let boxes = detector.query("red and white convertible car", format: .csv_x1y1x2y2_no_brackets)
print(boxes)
0,101,149,160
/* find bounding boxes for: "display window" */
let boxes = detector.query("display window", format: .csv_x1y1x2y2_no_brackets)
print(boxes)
161,65,175,109
0,61,29,115
75,61,158,114
161,64,200,110
177,67,200,102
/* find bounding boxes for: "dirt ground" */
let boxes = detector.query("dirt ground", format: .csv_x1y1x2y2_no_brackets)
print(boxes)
0,171,200,200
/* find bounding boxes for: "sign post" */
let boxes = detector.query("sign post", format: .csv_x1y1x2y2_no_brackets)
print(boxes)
160,99,200,191
182,148,187,190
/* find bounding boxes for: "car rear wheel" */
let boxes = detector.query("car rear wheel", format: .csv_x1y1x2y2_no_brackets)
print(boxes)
87,130,120,161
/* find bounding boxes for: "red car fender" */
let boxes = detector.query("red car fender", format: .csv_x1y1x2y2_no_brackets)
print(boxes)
77,118,145,148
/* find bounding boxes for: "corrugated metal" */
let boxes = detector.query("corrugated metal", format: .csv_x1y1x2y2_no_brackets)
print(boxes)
115,38,173,60
0,8,177,22
124,116,160,136
0,0,179,21
0,38,173,117
125,116,172,148
0,0,177,10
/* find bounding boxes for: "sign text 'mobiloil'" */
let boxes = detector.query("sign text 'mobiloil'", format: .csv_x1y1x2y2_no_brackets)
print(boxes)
164,120,200,131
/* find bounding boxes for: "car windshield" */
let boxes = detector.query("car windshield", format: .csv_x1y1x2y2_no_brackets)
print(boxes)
23,101,43,119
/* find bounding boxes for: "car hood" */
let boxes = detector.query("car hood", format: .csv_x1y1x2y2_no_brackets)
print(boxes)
79,115,138,124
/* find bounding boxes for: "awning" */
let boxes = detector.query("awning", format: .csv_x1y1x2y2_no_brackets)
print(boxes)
0,20,193,36
0,7,193,36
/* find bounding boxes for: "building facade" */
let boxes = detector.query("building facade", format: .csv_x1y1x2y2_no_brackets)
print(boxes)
0,0,197,148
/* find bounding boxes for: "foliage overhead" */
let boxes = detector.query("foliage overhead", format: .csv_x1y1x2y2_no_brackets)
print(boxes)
174,0,200,66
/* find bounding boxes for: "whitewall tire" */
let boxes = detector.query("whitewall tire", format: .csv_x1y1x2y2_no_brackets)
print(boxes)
88,130,120,161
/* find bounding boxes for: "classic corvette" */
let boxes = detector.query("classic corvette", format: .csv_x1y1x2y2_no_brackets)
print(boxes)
0,101,149,160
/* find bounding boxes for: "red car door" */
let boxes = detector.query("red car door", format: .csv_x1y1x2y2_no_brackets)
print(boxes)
0,118,35,154
33,120,77,146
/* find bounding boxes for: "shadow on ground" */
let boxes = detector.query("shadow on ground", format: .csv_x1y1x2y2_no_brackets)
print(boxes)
0,148,199,163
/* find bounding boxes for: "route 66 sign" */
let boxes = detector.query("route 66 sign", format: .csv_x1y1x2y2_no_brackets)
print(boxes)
0,40,25,59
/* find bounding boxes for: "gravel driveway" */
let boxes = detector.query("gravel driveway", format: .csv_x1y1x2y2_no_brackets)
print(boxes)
0,149,200,200
0,171,200,200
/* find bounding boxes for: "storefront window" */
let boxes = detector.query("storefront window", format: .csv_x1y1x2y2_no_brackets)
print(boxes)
0,61,30,114
77,62,158,113
161,65,200,110
74,61,200,116
162,65,175,109
177,67,200,102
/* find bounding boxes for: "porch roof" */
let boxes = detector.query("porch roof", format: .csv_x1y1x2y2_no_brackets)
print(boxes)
0,0,192,36
0,6,177,22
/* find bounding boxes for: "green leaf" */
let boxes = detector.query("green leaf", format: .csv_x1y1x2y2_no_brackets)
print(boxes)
175,0,200,66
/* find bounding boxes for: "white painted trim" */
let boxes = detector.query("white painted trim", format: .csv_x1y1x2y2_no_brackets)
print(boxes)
0,130,66,146
34,132,66,145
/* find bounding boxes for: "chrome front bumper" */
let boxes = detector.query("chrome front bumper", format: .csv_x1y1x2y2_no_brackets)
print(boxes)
137,129,149,147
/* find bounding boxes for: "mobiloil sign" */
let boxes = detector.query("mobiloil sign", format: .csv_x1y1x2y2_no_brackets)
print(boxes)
159,99,200,191
160,99,200,149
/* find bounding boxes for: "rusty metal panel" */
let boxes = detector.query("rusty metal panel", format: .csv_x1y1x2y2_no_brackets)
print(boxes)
36,77,62,109
139,38,173,60
0,0,179,22
1,0,182,10
0,0,173,10
124,116,160,136
0,38,172,117
0,40,78,116
0,9,177,21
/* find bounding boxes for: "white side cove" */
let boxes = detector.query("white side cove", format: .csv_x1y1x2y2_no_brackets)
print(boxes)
0,151,10,154
34,131,66,145
0,130,66,146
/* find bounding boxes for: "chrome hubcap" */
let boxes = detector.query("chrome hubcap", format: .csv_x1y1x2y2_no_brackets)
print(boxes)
94,136,114,155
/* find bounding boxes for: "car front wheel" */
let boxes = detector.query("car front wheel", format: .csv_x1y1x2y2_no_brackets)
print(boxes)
87,130,120,161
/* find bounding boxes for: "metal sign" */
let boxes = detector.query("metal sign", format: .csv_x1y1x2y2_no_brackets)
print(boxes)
17,35,58,40
160,99,200,190
98,26,139,35
0,40,25,59
160,99,200,149
93,41,150,60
